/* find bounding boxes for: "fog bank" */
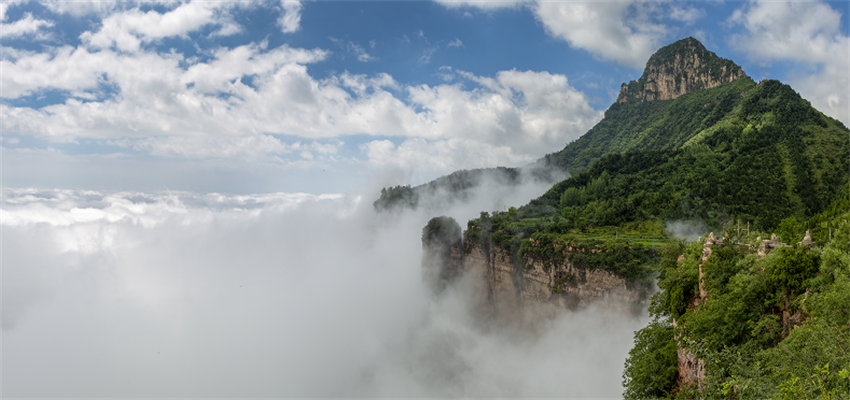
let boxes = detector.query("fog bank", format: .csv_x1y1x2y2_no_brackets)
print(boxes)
2,182,647,397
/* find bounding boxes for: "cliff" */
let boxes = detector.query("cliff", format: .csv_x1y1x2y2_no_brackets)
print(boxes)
422,218,652,317
616,37,746,103
462,241,648,317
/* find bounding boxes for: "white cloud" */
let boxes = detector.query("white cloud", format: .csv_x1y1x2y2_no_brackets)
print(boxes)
435,0,669,69
278,0,302,33
435,0,531,10
407,69,603,155
80,2,238,52
361,138,529,173
1,5,600,177
1,46,118,99
1,1,54,40
40,0,123,17
669,5,705,25
1,48,599,171
330,37,375,62
419,47,437,65
728,0,850,125
532,1,667,69
447,38,463,48
0,0,26,20
0,13,53,39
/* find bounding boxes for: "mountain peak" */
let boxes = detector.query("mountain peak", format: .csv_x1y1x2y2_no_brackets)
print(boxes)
617,37,747,103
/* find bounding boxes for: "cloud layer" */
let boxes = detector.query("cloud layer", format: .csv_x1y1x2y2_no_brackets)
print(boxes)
1,184,647,397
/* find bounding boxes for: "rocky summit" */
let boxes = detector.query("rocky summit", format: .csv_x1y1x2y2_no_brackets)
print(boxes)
617,37,746,103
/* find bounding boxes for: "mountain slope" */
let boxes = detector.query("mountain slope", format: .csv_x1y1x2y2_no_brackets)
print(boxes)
450,37,850,399
528,79,849,231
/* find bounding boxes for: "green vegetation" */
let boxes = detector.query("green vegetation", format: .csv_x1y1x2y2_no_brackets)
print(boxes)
422,215,462,247
623,206,850,399
464,208,664,284
547,44,754,175
460,40,849,397
400,37,850,397
529,80,848,233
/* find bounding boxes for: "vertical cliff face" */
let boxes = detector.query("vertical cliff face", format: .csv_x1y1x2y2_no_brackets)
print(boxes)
617,37,746,103
449,240,649,317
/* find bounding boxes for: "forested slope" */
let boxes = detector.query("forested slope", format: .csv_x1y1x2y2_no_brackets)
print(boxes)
451,38,850,398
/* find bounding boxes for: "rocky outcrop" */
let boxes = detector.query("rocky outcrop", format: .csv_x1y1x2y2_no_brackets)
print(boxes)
674,231,818,393
675,342,706,393
421,216,464,293
451,240,648,318
617,37,746,103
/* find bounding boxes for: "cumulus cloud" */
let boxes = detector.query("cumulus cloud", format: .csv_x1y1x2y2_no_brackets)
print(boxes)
435,0,669,69
0,12,54,39
1,41,599,176
278,0,303,33
409,68,603,153
41,0,123,17
80,1,245,52
533,1,667,69
0,1,54,40
448,38,464,48
669,4,705,25
727,0,850,125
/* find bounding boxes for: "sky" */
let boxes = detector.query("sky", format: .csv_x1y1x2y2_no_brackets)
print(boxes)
1,0,849,194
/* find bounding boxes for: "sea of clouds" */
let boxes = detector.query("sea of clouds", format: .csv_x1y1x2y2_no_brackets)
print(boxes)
2,179,648,398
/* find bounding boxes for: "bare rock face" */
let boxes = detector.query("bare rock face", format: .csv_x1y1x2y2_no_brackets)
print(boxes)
617,37,746,103
461,241,648,318
798,230,816,248
676,345,706,392
421,219,649,318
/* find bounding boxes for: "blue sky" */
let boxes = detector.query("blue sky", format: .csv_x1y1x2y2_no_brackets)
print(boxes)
2,0,848,194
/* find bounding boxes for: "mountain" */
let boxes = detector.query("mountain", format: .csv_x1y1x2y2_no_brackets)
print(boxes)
520,38,848,231
546,37,752,175
418,37,849,398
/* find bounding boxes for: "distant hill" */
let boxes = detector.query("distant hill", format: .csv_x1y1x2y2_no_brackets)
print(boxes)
373,161,565,211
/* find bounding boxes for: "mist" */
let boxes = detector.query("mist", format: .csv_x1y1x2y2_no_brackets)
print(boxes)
2,176,647,398
666,219,712,242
